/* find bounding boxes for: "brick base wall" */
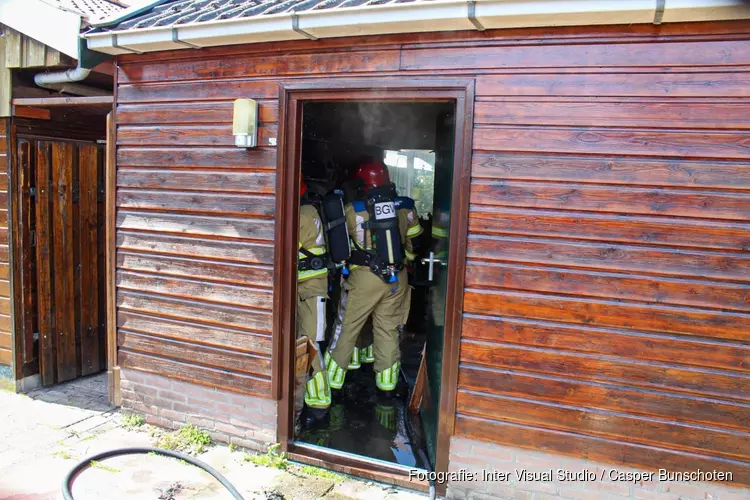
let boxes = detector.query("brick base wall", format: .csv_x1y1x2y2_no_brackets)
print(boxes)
447,437,747,500
119,368,277,451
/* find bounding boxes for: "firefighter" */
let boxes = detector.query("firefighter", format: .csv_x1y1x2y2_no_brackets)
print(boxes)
298,176,332,418
348,320,374,370
325,158,422,394
339,175,376,371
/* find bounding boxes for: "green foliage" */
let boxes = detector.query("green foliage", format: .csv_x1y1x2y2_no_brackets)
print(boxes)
412,170,435,217
90,460,120,473
121,412,145,430
244,443,288,470
155,424,213,455
0,378,14,393
228,443,238,453
299,465,345,482
52,450,74,460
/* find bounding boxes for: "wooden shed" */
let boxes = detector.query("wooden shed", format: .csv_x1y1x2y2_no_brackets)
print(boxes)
85,1,749,498
0,0,124,387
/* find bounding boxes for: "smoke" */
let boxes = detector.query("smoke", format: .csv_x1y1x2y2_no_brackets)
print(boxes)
355,102,426,150
356,101,385,147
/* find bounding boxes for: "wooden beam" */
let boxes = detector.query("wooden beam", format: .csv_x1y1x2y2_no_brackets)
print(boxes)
12,106,50,120
0,35,10,118
23,36,46,68
4,29,22,69
12,96,114,107
105,112,119,405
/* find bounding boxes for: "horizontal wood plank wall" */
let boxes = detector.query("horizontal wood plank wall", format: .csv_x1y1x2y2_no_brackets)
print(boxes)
458,29,750,483
0,119,10,367
116,21,750,478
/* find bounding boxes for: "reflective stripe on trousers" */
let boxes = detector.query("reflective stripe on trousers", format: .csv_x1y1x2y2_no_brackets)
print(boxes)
325,351,346,390
304,370,331,409
375,361,400,391
347,346,361,370
360,344,374,363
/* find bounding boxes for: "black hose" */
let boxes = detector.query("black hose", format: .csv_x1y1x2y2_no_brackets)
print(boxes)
61,447,245,500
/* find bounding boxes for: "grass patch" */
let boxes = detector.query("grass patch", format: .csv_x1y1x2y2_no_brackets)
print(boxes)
228,443,237,453
121,412,145,430
90,460,120,473
52,450,74,460
299,465,345,482
244,443,288,470
155,424,212,455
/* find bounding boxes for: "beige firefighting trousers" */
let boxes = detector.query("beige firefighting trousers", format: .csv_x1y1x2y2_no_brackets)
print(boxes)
326,268,409,389
297,294,330,410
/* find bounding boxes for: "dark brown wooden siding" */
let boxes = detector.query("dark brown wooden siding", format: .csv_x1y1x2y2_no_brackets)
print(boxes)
0,119,10,368
116,21,750,480
457,29,750,483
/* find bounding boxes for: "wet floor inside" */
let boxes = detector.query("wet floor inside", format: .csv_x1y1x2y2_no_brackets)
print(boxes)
297,328,431,470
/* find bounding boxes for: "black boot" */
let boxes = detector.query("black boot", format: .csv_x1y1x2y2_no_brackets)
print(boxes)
303,406,330,428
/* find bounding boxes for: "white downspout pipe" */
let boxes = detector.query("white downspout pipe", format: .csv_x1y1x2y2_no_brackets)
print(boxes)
34,65,110,97
34,66,91,87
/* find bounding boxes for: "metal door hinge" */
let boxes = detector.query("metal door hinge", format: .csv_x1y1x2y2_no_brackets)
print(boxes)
30,230,36,247
33,331,39,341
29,187,36,198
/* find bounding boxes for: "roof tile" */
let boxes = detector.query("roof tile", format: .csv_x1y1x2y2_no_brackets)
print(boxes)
42,0,125,23
95,0,436,31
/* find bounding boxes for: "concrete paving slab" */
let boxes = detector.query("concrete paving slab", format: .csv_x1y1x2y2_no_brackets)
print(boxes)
271,473,336,500
0,373,427,500
329,478,427,500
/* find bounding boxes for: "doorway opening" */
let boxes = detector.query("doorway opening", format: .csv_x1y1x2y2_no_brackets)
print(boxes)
292,100,456,472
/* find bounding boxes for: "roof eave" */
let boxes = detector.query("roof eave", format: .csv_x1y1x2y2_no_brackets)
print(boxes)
83,0,750,56
1,0,82,58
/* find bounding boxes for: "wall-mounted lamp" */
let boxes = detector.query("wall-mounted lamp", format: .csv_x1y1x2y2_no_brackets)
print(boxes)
233,98,258,148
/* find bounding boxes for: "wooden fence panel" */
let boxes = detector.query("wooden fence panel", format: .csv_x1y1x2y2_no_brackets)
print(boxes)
17,140,35,366
79,144,100,375
51,142,76,382
14,130,107,386
35,142,54,386
98,145,106,371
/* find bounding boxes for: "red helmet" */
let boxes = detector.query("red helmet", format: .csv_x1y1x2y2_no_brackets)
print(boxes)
300,175,307,196
353,159,390,191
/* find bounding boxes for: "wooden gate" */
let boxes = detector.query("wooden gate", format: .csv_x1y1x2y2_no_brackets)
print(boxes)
15,137,105,385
